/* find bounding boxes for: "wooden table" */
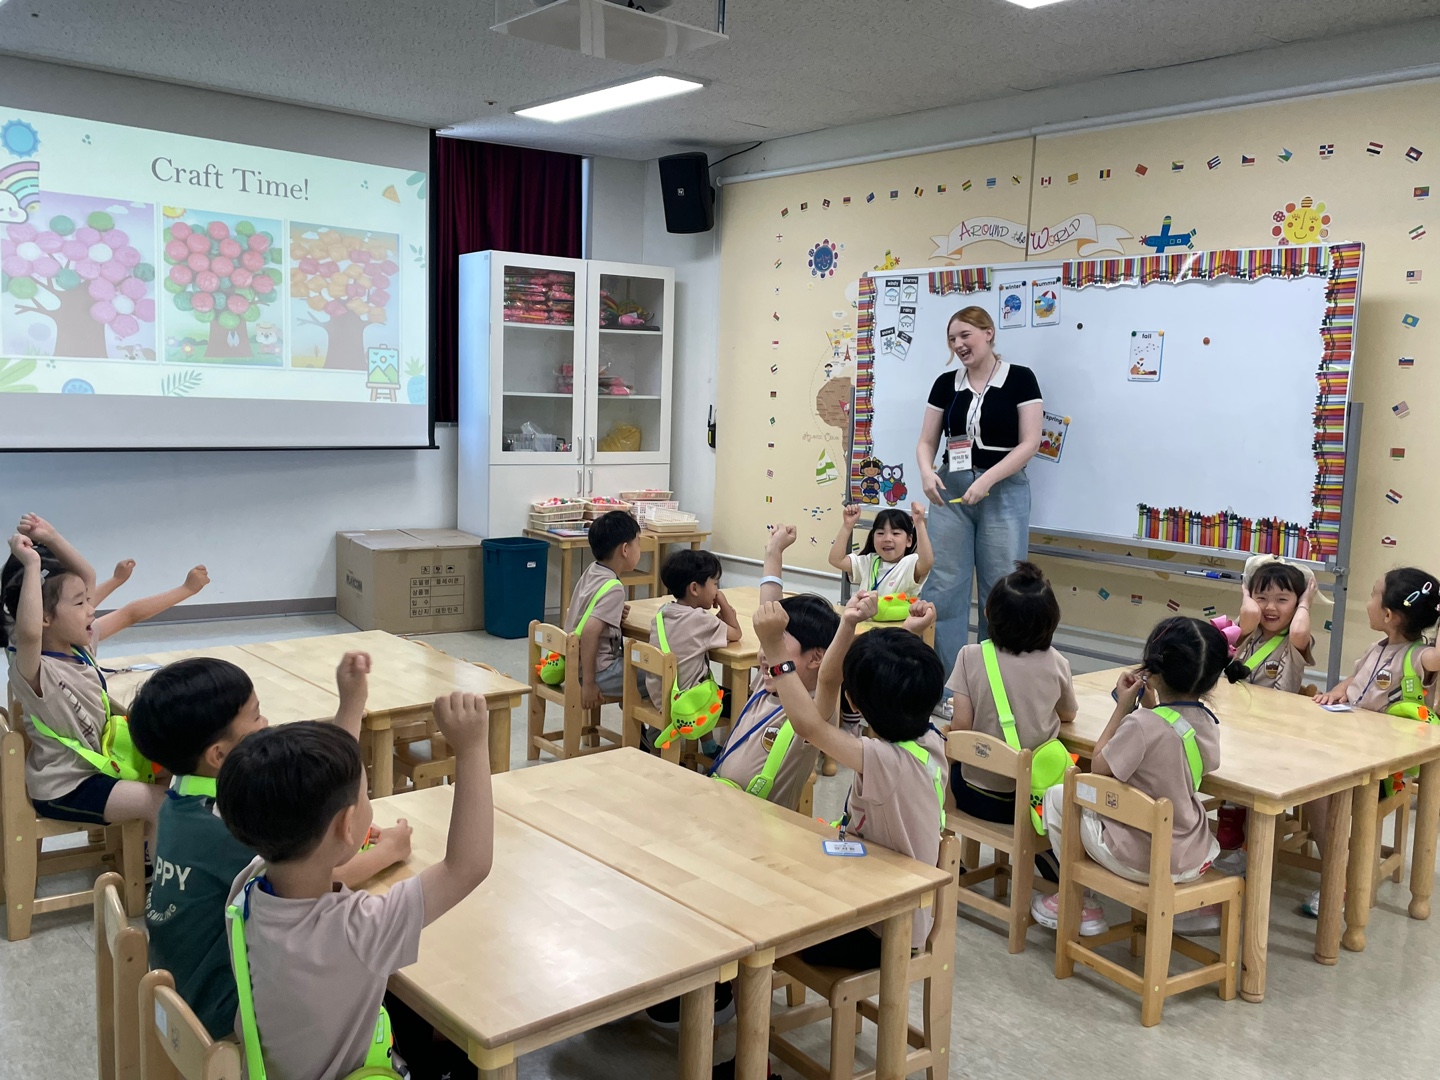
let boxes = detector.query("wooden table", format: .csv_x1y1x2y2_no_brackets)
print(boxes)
524,529,661,624
105,645,341,726
1066,669,1440,1003
623,585,936,696
239,631,530,795
494,749,950,1080
369,787,751,1079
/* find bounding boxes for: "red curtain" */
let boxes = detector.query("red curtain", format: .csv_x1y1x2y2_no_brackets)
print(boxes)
433,136,584,422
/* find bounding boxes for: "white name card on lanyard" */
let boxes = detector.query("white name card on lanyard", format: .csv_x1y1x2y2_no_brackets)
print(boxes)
946,362,996,473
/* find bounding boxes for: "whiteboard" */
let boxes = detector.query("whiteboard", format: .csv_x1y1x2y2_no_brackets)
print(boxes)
852,245,1361,562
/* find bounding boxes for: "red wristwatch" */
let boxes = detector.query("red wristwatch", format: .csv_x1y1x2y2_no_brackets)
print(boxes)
768,660,798,677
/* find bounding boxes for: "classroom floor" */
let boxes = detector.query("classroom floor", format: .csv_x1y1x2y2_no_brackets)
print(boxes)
5,614,1436,1080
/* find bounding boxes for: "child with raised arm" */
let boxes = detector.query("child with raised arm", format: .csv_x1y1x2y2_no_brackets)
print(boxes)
827,502,933,603
1233,558,1317,693
129,651,411,1040
707,525,840,809
219,690,494,1080
2,523,164,829
94,563,212,639
752,593,946,969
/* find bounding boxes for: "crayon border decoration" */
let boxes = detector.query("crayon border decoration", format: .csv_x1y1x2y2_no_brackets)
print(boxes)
849,268,993,498
1064,243,1351,560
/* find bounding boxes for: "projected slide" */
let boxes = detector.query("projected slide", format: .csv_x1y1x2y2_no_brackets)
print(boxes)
0,106,427,416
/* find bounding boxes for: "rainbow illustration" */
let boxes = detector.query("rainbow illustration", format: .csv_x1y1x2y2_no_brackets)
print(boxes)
0,159,39,222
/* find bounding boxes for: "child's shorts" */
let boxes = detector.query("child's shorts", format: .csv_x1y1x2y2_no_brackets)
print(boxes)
32,773,119,824
584,657,629,699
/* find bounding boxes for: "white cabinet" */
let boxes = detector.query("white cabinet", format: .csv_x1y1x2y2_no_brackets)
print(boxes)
457,251,674,538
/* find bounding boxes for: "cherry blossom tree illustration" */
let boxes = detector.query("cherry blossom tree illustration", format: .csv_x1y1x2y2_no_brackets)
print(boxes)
162,218,280,359
2,210,156,357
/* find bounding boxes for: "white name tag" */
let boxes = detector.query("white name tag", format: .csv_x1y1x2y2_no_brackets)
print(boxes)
946,437,973,473
1320,703,1354,712
823,840,867,857
1076,781,1097,806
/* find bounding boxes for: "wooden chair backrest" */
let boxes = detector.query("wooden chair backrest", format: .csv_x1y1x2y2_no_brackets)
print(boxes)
944,729,1031,782
96,871,148,1080
0,702,31,833
624,639,675,681
923,834,963,954
1063,767,1173,881
527,621,577,680
139,970,243,1080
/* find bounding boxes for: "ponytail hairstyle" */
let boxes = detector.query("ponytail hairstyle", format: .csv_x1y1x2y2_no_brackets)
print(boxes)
985,561,1061,654
1141,616,1251,693
945,306,999,366
1381,567,1440,640
857,508,917,559
0,543,72,650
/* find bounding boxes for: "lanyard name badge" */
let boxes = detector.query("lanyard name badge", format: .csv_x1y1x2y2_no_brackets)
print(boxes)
945,363,995,473
824,790,867,856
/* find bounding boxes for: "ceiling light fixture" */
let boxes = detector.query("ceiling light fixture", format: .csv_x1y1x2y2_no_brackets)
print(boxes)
516,74,704,122
1003,0,1071,8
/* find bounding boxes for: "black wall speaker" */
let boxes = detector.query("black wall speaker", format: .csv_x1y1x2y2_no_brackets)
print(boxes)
658,152,714,234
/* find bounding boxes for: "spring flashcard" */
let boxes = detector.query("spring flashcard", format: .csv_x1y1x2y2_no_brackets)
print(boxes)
1036,411,1071,463
1127,330,1164,382
998,281,1027,329
1031,276,1061,327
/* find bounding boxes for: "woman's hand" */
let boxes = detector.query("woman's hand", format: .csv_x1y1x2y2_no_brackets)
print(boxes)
920,468,945,506
959,475,993,505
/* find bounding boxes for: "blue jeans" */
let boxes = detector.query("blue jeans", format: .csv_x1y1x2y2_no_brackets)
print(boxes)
920,467,1031,678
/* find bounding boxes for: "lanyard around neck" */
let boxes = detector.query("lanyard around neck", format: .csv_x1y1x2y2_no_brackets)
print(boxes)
707,690,786,776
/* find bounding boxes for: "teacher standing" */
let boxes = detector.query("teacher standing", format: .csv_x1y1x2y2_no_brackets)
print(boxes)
917,306,1043,675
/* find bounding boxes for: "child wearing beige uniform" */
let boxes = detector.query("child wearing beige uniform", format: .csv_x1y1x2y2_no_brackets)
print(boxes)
1031,617,1245,937
645,549,741,706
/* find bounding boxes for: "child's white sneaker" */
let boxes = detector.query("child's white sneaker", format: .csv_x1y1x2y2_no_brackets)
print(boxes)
1172,904,1222,935
1030,890,1109,936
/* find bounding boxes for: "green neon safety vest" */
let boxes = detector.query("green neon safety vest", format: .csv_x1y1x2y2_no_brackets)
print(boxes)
173,774,217,798
1382,643,1434,796
981,640,1073,835
715,720,797,801
1242,632,1288,677
537,577,623,686
27,654,154,784
1153,706,1205,791
652,607,726,749
226,876,400,1080
829,738,946,834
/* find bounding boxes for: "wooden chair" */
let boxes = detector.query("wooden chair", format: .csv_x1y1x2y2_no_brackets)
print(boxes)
0,702,145,941
394,649,513,789
526,621,624,761
96,871,147,1080
943,731,1051,954
138,969,243,1080
621,640,681,761
1053,768,1243,1027
769,835,960,1080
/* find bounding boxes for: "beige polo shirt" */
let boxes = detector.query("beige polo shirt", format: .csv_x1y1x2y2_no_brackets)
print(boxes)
8,650,110,802
711,671,824,812
1235,630,1314,693
1096,703,1220,877
225,858,425,1080
647,602,730,706
1345,638,1437,712
565,563,626,673
846,727,948,948
947,643,1076,793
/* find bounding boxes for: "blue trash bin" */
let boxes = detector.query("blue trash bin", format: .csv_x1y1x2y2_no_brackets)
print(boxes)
482,537,550,639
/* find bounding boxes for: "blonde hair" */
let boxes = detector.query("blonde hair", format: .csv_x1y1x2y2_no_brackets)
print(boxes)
945,306,999,366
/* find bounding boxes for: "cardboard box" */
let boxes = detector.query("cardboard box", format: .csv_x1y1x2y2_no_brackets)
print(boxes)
336,528,486,634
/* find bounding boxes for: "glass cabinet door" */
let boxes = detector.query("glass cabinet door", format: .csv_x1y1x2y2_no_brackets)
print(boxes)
585,263,673,465
493,256,584,462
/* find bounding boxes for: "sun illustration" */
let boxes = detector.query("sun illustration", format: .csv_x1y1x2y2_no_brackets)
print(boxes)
1271,196,1330,245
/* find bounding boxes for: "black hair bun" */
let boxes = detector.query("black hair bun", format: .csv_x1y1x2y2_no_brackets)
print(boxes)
1011,560,1045,584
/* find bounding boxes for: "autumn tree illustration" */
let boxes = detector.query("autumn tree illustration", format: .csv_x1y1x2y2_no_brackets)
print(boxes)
290,225,398,370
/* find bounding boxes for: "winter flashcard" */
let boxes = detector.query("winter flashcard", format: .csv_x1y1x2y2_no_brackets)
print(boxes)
882,277,901,305
998,280,1027,329
1031,276,1061,327
2,193,158,360
1036,411,1071,462
1127,330,1164,382
900,275,919,303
